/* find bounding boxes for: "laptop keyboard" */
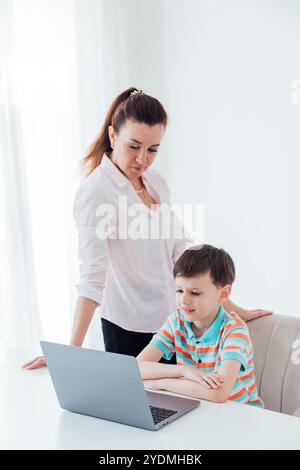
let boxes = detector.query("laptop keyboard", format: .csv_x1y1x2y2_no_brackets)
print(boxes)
150,405,177,425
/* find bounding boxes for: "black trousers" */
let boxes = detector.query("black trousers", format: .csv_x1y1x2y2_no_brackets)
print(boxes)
101,317,176,364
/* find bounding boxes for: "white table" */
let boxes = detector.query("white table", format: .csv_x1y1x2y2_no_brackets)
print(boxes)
1,350,300,450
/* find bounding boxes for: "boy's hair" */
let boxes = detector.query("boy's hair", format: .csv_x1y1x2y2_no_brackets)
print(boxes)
173,244,235,287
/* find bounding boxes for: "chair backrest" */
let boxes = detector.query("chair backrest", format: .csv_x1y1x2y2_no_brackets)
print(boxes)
247,314,300,416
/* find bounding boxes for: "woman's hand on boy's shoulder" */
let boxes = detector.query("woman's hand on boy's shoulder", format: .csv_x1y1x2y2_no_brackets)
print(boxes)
182,365,224,390
243,308,273,322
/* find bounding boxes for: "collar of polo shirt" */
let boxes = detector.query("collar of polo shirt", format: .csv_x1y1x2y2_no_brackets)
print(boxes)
184,304,227,344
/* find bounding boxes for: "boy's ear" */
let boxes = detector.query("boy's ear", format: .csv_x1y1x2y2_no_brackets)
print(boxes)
219,284,232,302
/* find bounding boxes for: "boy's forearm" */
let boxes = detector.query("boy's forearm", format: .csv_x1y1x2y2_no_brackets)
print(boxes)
154,378,225,403
138,361,185,380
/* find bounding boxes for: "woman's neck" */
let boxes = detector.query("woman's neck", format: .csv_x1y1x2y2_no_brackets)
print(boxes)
109,154,144,190
131,177,144,191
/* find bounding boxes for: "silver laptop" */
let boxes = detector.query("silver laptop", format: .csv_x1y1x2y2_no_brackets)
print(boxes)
40,341,200,431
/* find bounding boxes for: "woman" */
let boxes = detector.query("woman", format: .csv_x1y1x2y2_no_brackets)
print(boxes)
22,87,272,370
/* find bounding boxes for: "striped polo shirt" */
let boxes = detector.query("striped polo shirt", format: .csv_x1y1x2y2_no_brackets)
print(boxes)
150,304,264,407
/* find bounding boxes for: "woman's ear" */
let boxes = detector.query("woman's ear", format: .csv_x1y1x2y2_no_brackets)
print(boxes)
108,125,115,147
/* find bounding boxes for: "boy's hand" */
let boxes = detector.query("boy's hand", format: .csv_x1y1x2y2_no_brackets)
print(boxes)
182,365,224,389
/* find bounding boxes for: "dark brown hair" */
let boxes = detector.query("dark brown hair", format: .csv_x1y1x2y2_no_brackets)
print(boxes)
79,87,168,177
174,244,236,287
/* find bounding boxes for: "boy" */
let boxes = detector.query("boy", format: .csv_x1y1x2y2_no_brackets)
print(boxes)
137,244,264,406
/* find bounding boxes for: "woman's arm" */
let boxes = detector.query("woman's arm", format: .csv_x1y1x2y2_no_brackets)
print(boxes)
221,298,273,322
22,296,99,370
69,296,99,346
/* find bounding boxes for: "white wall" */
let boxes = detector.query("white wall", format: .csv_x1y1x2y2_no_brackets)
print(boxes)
124,0,300,317
75,0,300,334
166,0,300,317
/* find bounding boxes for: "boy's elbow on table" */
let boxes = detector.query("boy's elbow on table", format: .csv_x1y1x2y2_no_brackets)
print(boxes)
194,385,231,403
213,389,231,404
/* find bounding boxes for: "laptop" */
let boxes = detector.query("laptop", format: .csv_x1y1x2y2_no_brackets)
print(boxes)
40,341,200,431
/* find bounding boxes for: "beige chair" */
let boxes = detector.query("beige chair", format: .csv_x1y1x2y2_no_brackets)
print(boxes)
247,314,300,416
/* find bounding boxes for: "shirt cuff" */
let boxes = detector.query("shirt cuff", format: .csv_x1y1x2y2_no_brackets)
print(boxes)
76,285,103,305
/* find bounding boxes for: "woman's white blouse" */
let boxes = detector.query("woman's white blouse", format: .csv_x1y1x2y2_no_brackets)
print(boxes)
73,154,193,333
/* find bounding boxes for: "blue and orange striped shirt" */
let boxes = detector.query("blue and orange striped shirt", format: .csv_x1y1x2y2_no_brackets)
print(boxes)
150,304,264,407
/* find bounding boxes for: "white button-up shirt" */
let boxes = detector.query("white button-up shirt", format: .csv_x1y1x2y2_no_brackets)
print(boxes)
73,154,193,333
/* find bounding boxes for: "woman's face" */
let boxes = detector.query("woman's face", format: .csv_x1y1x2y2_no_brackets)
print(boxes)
108,119,165,181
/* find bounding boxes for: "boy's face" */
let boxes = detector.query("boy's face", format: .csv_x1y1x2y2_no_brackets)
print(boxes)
175,271,231,322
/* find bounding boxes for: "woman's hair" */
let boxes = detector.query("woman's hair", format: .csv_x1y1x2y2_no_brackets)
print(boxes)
173,244,236,287
79,87,168,177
